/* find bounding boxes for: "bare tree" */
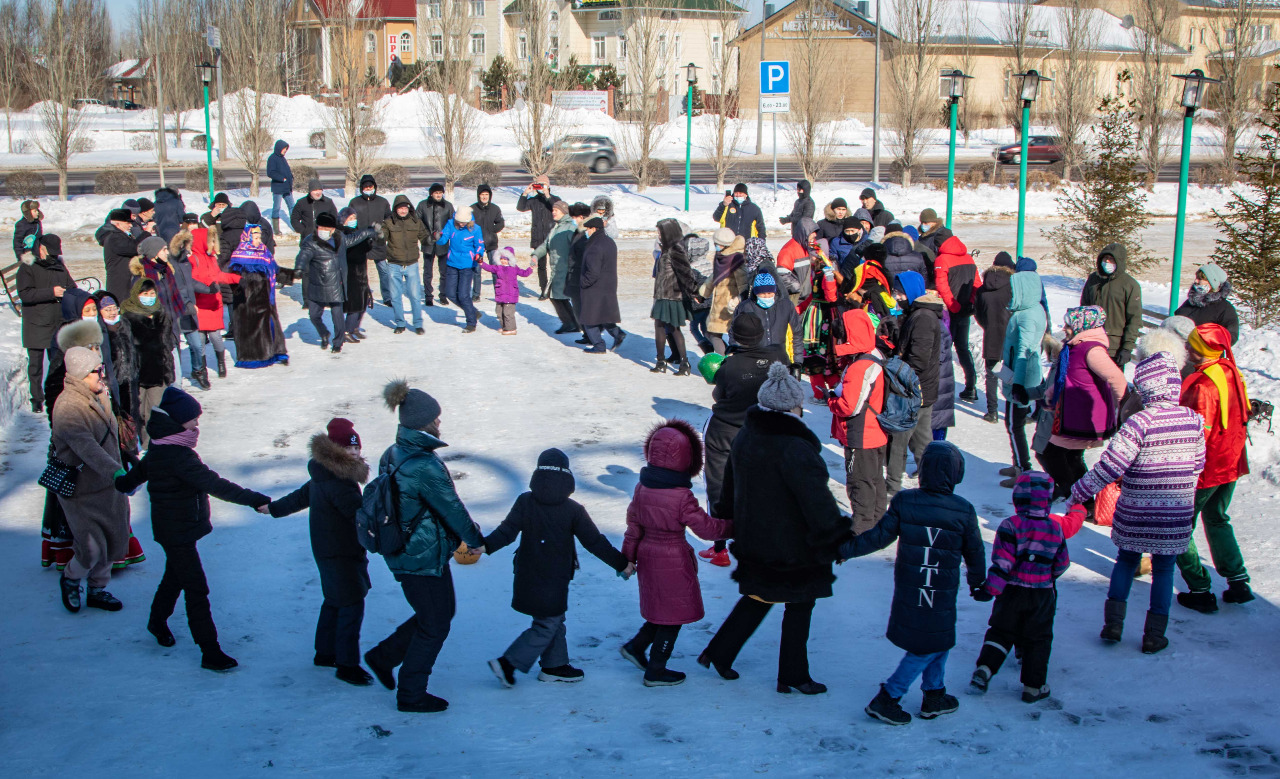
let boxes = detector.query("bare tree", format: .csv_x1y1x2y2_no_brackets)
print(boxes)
510,0,575,179
321,0,384,195
698,0,744,190
25,0,112,199
781,0,837,182
955,0,978,145
0,0,29,154
1132,0,1182,187
1049,0,1100,182
1206,0,1262,180
139,0,204,147
419,0,480,199
885,0,945,186
618,0,677,191
218,0,288,195
1000,0,1038,137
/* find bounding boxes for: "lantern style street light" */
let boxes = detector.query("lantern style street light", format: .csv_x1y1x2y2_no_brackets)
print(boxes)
944,69,972,229
197,61,217,199
684,62,699,212
1169,68,1220,312
1013,69,1051,259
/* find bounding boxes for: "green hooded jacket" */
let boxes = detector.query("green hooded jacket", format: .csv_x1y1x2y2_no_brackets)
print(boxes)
1079,243,1143,360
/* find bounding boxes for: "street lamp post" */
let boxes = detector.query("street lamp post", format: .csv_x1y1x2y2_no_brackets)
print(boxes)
198,62,216,200
1170,68,1220,313
944,69,972,230
685,62,698,212
1012,69,1050,260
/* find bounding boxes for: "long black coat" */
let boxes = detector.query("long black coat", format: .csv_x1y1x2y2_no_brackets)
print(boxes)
471,192,505,252
152,187,185,242
17,254,74,349
579,231,622,326
270,434,371,607
13,208,41,260
566,229,587,310
716,407,852,603
290,194,339,237
840,443,985,655
101,227,139,304
898,294,943,408
516,190,556,248
974,265,1014,361
123,306,176,388
116,412,270,547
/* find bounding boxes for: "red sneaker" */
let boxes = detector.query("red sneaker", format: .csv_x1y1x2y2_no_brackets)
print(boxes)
698,547,716,560
709,550,732,567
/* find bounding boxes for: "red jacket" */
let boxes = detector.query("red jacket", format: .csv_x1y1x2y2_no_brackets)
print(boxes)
188,227,240,331
933,236,982,315
828,309,886,449
1181,364,1249,489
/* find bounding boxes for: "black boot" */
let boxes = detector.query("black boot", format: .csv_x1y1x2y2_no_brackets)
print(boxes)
215,352,227,378
1223,580,1255,604
31,399,43,414
335,665,374,686
320,335,329,351
200,644,239,672
619,642,649,671
697,650,740,680
60,575,81,613
86,586,123,611
148,619,176,647
865,684,911,725
959,386,979,403
1176,590,1219,614
1100,598,1126,644
643,633,685,687
191,368,211,391
969,666,991,694
649,360,668,374
1141,611,1169,654
674,360,692,377
919,687,960,719
364,649,396,690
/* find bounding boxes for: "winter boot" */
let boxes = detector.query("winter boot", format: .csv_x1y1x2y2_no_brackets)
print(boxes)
865,684,912,726
643,633,686,687
335,665,374,686
1141,611,1170,654
149,620,177,647
959,386,979,403
919,688,960,719
1223,580,1255,604
674,360,692,377
364,650,396,690
200,644,239,672
969,666,991,694
215,352,227,378
998,465,1020,477
397,693,448,713
60,575,81,613
31,399,42,414
999,468,1023,488
697,650,740,681
86,586,123,611
1100,598,1127,644
1022,685,1051,704
313,653,337,667
191,368,211,391
538,664,585,683
619,642,649,671
983,410,999,424
649,360,668,374
1176,591,1219,614
777,680,827,695
489,656,517,688
610,331,627,352
320,335,329,351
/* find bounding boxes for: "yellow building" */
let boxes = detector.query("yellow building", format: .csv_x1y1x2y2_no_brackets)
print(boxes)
290,0,420,88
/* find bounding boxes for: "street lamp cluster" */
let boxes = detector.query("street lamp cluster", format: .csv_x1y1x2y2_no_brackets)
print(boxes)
198,61,218,199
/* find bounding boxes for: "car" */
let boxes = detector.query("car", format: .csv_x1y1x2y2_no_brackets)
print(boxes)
72,98,106,109
106,99,144,111
993,135,1063,165
521,135,616,174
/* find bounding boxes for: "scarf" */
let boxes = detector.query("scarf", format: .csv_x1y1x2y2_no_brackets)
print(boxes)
227,225,278,303
1184,280,1232,309
638,465,692,489
121,276,164,316
711,250,744,288
136,257,186,321
1187,324,1249,429
151,428,199,448
743,237,772,276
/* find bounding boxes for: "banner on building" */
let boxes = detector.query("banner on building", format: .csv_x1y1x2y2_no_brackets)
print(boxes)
552,91,610,112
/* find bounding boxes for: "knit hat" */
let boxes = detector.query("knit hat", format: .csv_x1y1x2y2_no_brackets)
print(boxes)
156,386,202,426
733,182,749,195
530,447,575,495
757,362,807,413
108,208,132,223
712,227,736,248
211,192,231,206
137,197,154,213
429,183,445,194
1064,305,1106,333
315,211,338,229
498,246,516,263
138,236,167,260
123,199,139,215
583,216,604,230
903,225,920,241
842,216,860,230
859,187,876,200
39,234,62,256
1160,314,1197,342
831,197,848,210
752,272,776,294
307,178,324,193
644,419,703,476
326,417,361,448
885,222,903,234
94,292,118,309
993,251,1015,269
1012,471,1054,519
383,379,441,431
534,174,550,187
1197,261,1227,292
730,311,764,347
63,346,101,380
919,208,939,224
551,200,570,215
454,204,472,223
182,212,199,224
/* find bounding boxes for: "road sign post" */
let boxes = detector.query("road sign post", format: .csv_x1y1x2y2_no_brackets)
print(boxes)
760,61,790,192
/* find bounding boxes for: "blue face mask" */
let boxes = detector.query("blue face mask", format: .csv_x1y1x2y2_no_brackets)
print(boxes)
758,296,776,309
733,196,745,205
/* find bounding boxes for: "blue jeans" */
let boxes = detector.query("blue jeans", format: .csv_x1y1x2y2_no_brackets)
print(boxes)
444,265,478,326
690,308,711,348
184,330,225,373
884,650,949,698
387,262,424,329
272,192,296,223
375,259,391,304
1108,549,1176,616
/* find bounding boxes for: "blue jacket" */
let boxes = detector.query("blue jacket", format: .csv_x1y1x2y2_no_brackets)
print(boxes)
839,442,986,655
439,219,485,270
266,140,293,195
1002,271,1047,404
1015,256,1051,326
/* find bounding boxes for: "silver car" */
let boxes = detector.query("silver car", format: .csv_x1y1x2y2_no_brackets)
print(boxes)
522,135,617,174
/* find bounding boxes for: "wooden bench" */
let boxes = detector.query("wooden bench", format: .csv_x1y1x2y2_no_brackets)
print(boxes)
1,260,101,316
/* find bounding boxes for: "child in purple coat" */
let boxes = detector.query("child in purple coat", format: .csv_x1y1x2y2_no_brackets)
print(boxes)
479,246,533,335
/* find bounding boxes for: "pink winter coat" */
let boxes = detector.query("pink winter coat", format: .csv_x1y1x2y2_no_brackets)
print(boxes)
623,485,732,625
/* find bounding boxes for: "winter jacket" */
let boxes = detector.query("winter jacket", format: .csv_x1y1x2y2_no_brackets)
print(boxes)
440,219,486,270
578,230,622,325
17,252,74,349
1175,282,1240,345
13,201,42,260
839,442,986,656
733,295,803,365
829,311,886,449
182,227,239,331
295,226,377,304
984,474,1078,598
290,193,339,237
533,215,577,299
816,202,845,242
918,224,953,258
1181,358,1249,489
1072,354,1206,555
934,310,956,430
165,247,202,334
478,262,533,305
380,426,483,579
43,298,119,415
266,140,293,195
974,265,1014,361
101,226,140,304
780,180,815,225
1049,327,1126,447
152,188,185,242
651,231,701,305
348,175,392,262
1001,272,1048,404
897,291,944,407
1080,244,1143,362
716,408,852,603
123,303,176,389
471,186,505,252
1014,257,1051,330
713,197,767,239
710,345,790,428
269,434,371,607
415,195,455,256
883,234,928,281
590,195,620,239
116,411,270,547
933,236,981,316
51,377,131,564
776,218,819,304
383,195,429,266
516,189,556,249
702,251,750,335
865,198,895,228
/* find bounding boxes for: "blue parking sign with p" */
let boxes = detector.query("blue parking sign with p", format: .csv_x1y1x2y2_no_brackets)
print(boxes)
761,61,789,95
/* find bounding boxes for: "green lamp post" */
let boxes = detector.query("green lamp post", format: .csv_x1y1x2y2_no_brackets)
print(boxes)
944,68,972,229
1170,68,1219,313
198,61,217,200
684,62,699,212
1012,69,1050,260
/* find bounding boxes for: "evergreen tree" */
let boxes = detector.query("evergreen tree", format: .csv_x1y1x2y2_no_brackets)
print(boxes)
481,55,515,111
594,64,625,111
1210,80,1280,328
1045,93,1156,274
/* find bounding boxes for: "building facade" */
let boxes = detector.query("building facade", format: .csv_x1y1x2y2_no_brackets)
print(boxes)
290,0,419,89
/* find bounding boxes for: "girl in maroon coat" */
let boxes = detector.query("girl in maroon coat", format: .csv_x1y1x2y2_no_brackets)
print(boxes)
620,419,733,686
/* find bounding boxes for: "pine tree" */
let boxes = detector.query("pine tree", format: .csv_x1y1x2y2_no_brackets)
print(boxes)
1045,93,1156,274
1211,80,1280,328
481,55,515,111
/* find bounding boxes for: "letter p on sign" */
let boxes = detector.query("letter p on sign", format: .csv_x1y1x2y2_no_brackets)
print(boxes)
760,61,790,95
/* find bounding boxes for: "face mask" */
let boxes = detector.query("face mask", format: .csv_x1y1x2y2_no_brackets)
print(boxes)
733,196,745,205
758,296,776,309
362,189,374,197
102,314,120,326
1101,260,1117,275
1193,281,1210,294
345,219,358,229
81,313,98,321
317,229,333,241
139,294,157,307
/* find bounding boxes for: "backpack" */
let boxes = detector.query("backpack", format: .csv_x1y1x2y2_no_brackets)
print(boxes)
356,451,428,556
861,354,922,433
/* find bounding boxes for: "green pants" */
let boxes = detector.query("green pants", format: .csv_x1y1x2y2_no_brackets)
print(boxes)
1176,481,1249,593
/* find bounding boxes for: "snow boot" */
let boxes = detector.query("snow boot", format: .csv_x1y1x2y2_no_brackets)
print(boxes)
364,650,396,690
398,693,448,713
983,410,999,424
320,335,329,351
335,665,374,686
583,344,607,354
959,386,979,403
31,399,42,414
674,360,692,376
709,549,731,567
538,665,585,683
643,633,685,687
919,688,959,719
998,465,1020,477
1022,685,1051,703
866,685,911,726
462,325,476,334
1141,611,1170,654
610,331,627,352
969,666,991,694
149,620,177,647
697,650,740,681
619,642,649,671
489,656,517,688
60,575,81,613
86,586,123,611
644,668,687,686
215,353,227,378
200,644,239,672
1223,580,1255,604
1100,598,1126,644
191,368,211,391
649,360,668,374
1176,590,1219,614
777,680,827,695
313,653,337,667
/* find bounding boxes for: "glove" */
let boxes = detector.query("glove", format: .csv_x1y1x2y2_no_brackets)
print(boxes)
1012,383,1029,405
971,584,993,602
1115,349,1131,368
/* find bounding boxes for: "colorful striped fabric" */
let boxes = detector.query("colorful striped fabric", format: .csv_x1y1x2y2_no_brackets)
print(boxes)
986,472,1069,597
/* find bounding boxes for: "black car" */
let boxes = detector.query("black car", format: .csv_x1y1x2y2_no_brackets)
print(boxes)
521,135,617,174
106,99,144,111
993,135,1063,165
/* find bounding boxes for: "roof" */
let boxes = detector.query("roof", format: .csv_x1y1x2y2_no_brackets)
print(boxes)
505,0,742,13
311,0,416,20
105,58,151,80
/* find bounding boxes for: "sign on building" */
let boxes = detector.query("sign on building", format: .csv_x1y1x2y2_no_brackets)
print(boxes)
551,91,610,112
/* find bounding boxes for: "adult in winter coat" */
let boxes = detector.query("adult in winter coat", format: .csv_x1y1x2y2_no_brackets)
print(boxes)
348,174,393,306
297,212,378,351
101,208,140,304
775,217,821,307
517,175,557,297
18,234,74,413
590,195,619,239
472,185,506,300
152,187,186,243
365,382,485,713
883,233,928,282
415,184,455,304
998,271,1048,482
290,180,339,238
888,272,942,494
266,140,295,229
1014,256,1052,330
51,347,131,614
933,236,982,400
1174,262,1239,345
172,220,238,383
1080,244,1143,367
161,218,214,387
1072,352,1205,654
974,252,1016,421
122,276,177,446
578,218,625,352
131,235,188,347
917,208,953,258
700,364,852,691
712,183,767,240
621,421,732,686
779,179,815,226
42,293,119,428
381,197,429,334
816,198,849,242
828,308,888,534
227,226,288,368
859,187,895,228
565,203,591,321
94,291,138,439
484,448,628,686
933,310,957,437
732,272,803,368
439,205,485,332
533,201,579,333
269,419,375,686
1176,323,1253,611
650,218,700,374
13,199,42,260
701,232,749,354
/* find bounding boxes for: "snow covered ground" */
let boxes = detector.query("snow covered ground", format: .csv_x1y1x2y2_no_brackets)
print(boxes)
1,262,1279,776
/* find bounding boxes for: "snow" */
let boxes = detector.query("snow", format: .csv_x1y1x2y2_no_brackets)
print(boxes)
1,247,1279,775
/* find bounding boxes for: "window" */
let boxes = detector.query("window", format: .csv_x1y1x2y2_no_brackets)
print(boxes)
1200,27,1205,44
518,33,528,60
399,32,413,55
427,1,441,18
470,32,486,56
470,0,485,16
711,35,721,61
660,9,677,20
550,10,558,23
365,32,377,54
599,9,620,21
430,34,443,58
592,35,606,62
1003,67,1013,99
674,33,681,61
550,35,559,66
658,34,667,60
618,34,627,60
712,74,720,94
1226,27,1237,44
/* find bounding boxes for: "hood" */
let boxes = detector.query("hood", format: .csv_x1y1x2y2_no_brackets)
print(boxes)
656,218,684,251
1015,256,1038,273
60,288,95,323
983,265,1013,290
56,318,102,351
792,216,819,245
884,234,914,256
392,194,413,210
852,207,873,225
309,433,370,484
919,441,964,494
895,270,927,304
530,447,576,504
797,179,811,197
643,418,703,476
241,201,264,224
590,195,615,218
153,187,180,204
358,174,377,194
938,235,969,258
273,139,289,155
476,183,492,201
1012,471,1054,518
1096,243,1127,276
844,308,877,353
1008,271,1043,312
1133,352,1183,405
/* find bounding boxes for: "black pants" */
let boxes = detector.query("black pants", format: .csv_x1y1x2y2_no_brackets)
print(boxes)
1036,442,1087,501
551,298,579,330
950,313,975,391
975,586,1056,688
654,322,687,363
704,417,739,553
984,358,1001,416
307,301,345,344
536,252,548,296
582,324,623,348
845,445,887,535
422,253,448,299
702,597,815,684
369,568,456,705
628,621,682,671
317,599,365,668
1006,400,1031,471
27,348,47,405
150,542,218,648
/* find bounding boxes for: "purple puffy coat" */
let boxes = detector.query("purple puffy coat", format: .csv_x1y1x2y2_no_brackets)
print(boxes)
479,262,533,305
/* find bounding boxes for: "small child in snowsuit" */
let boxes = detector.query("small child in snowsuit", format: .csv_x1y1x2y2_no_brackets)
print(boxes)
838,441,986,726
485,448,630,686
620,420,733,686
970,472,1086,703
479,246,533,335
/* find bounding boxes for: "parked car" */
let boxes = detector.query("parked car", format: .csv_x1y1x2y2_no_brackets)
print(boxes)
521,135,617,174
994,135,1063,165
106,99,144,111
73,98,106,109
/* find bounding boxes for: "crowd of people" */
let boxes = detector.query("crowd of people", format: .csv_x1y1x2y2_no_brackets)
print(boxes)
10,167,1263,724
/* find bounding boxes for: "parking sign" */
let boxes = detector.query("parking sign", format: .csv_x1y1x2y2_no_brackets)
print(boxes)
760,61,790,95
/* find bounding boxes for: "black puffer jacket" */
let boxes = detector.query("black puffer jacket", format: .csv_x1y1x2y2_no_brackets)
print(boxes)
839,442,985,655
290,193,339,237
780,179,814,225
898,291,944,407
347,174,392,262
152,187,186,242
101,226,139,304
974,265,1014,361
415,190,454,256
471,185,505,252
883,234,928,281
516,189,556,248
1175,281,1240,345
710,344,789,427
295,225,376,304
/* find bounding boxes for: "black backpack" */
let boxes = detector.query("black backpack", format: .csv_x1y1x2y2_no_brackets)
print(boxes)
355,451,427,556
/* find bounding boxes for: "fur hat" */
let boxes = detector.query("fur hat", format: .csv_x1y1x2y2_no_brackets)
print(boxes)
108,208,132,223
315,211,338,229
1136,327,1188,369
384,379,441,431
498,246,516,263
757,361,807,413
643,418,703,476
138,236,167,260
429,183,445,195
57,319,103,351
712,227,736,248
862,243,888,263
63,346,102,380
326,417,361,448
